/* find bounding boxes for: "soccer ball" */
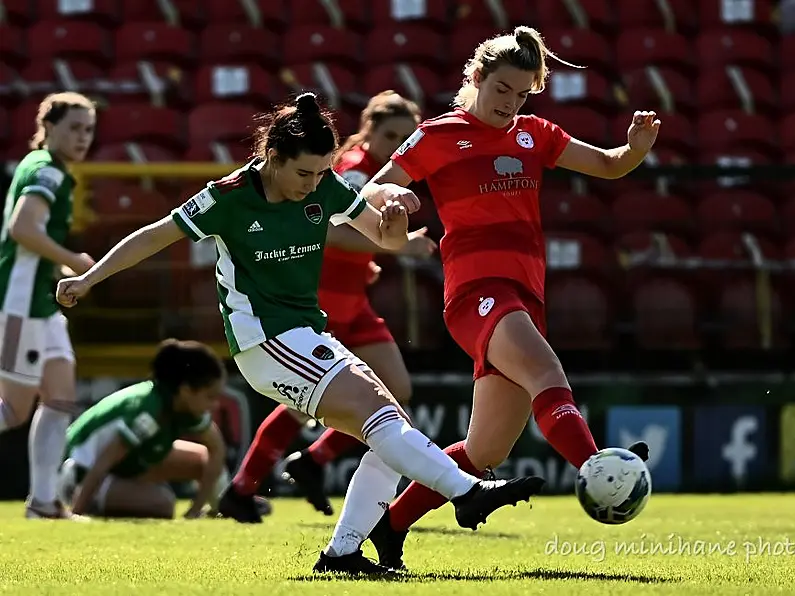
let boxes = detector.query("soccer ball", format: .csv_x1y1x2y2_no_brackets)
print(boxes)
575,447,651,525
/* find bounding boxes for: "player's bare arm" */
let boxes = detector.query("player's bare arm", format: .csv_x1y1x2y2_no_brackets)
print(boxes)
360,163,419,213
347,200,410,251
556,111,661,179
183,423,226,519
57,216,186,307
71,435,129,515
327,223,436,257
9,194,94,274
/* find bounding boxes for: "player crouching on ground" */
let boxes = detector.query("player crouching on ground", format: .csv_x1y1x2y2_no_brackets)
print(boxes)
57,339,226,519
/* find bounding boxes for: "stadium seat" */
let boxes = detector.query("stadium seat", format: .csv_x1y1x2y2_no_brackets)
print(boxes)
34,0,121,24
206,0,288,30
362,64,443,111
194,64,280,107
1,0,34,24
448,26,501,69
283,25,362,67
697,110,777,156
615,231,694,265
615,29,694,75
696,149,777,196
115,22,197,67
370,0,450,29
546,276,612,349
121,0,209,28
545,232,611,272
539,29,613,75
621,67,696,117
364,24,446,68
781,72,795,114
631,277,699,349
616,0,697,32
92,142,181,162
717,277,786,350
279,63,359,108
97,104,187,151
539,190,609,235
535,106,610,147
90,182,170,220
199,24,280,66
612,112,695,156
781,114,795,154
698,231,780,270
27,21,113,66
0,24,25,67
9,100,42,147
105,61,194,110
698,0,775,30
695,29,776,72
289,0,370,30
696,191,778,236
696,67,776,113
0,64,18,107
780,197,795,235
782,36,795,72
183,142,251,163
611,191,694,236
534,68,614,113
534,0,613,33
187,102,256,146
20,60,107,97
454,0,530,27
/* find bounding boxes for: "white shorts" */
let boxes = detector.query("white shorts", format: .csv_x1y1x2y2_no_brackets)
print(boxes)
234,326,370,419
0,312,74,386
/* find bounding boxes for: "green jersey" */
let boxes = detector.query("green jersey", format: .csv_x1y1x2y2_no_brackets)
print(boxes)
65,381,211,478
171,158,367,356
0,150,75,318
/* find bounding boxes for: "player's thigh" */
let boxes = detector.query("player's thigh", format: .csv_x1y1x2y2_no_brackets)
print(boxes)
39,313,78,413
102,478,176,519
465,374,533,470
138,440,209,483
351,341,412,404
0,313,44,423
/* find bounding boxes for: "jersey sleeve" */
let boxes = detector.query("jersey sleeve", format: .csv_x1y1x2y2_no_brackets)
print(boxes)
390,125,444,181
325,171,368,226
338,168,370,192
18,162,67,204
171,185,226,241
535,117,572,169
117,394,162,448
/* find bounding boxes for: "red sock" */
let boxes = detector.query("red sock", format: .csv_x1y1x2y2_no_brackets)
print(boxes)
233,405,303,495
532,387,597,469
388,441,482,532
307,428,361,466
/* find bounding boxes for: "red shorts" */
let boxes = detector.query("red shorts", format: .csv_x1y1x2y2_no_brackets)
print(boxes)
325,302,394,349
443,278,546,380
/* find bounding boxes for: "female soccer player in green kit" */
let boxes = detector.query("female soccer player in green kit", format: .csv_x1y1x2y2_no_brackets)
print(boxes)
56,92,545,576
58,339,226,519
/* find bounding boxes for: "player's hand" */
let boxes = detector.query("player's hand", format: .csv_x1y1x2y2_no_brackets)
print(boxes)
400,226,438,258
380,199,409,235
627,110,661,154
372,183,421,214
56,275,92,308
69,252,95,276
184,507,205,520
366,260,382,285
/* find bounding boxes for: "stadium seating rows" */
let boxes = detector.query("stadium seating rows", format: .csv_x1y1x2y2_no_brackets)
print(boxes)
0,0,791,352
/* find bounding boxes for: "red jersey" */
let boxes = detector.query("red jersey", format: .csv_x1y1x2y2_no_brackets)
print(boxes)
391,108,570,306
318,146,381,323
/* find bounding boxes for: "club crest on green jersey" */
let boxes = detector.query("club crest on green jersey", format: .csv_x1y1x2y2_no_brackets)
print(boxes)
312,345,335,360
304,203,323,224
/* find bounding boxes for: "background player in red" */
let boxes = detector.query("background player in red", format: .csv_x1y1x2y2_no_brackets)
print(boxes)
361,27,660,569
218,91,437,521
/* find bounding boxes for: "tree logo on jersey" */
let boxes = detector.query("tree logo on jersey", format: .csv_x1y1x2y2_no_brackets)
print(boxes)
480,156,538,195
304,204,323,224
396,129,425,155
494,156,523,178
516,131,534,149
312,345,335,361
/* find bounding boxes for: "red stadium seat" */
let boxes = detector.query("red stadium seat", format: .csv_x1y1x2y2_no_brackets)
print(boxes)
616,0,697,32
697,110,776,156
698,231,780,266
632,277,699,349
90,182,170,220
188,102,256,145
370,0,450,29
541,29,613,75
194,64,280,107
448,26,500,70
282,25,362,67
34,0,121,24
327,106,359,137
199,24,280,66
364,24,445,68
781,115,795,154
695,29,776,71
782,197,795,235
20,60,107,97
697,149,776,196
698,0,775,30
362,64,443,111
27,21,113,66
696,191,778,236
621,67,696,116
115,23,196,67
611,192,694,236
545,232,611,271
105,61,194,110
613,112,695,156
782,36,795,72
717,277,786,350
9,100,41,147
540,191,609,235
206,0,288,30
93,143,181,162
0,64,19,107
0,24,25,67
97,104,187,151
289,0,370,30
534,0,613,33
696,67,776,113
781,72,795,113
184,143,251,163
616,231,693,262
534,107,610,147
532,68,614,113
454,0,530,27
616,29,694,75
1,0,34,24
0,105,8,147
279,63,359,108
546,276,612,349
121,0,208,28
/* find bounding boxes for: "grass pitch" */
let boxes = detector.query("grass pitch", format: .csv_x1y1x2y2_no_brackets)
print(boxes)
0,494,793,595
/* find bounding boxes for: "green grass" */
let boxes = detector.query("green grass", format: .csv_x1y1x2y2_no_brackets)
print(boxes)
0,494,793,594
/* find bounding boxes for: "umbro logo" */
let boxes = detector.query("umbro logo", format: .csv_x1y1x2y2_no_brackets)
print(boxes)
248,221,263,232
457,140,472,149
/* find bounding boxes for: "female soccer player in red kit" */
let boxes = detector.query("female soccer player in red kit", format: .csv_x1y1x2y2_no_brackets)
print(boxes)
363,26,660,569
218,91,437,521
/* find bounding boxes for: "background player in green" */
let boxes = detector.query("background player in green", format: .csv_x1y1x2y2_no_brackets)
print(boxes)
0,92,97,519
56,92,545,576
58,339,227,519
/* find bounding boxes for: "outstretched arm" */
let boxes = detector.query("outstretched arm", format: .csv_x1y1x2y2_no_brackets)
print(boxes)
327,223,437,257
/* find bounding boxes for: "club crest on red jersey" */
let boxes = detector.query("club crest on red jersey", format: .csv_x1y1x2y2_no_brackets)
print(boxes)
304,203,323,224
516,131,534,149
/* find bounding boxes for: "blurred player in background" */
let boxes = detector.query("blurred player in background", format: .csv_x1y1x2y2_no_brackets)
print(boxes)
363,26,659,569
219,91,437,521
0,92,97,519
57,339,226,519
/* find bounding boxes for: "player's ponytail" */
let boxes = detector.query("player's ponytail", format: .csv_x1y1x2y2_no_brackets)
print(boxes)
252,92,339,162
30,92,95,151
150,338,225,395
453,26,583,109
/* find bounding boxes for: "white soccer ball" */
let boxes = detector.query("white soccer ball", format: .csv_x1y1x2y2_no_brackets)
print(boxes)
575,447,652,524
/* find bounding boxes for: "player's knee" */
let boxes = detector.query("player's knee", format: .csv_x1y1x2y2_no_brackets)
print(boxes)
390,375,412,405
151,485,176,519
465,438,513,471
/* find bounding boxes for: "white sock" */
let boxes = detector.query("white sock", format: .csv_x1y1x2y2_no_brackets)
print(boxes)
324,450,401,557
362,406,478,500
29,405,71,505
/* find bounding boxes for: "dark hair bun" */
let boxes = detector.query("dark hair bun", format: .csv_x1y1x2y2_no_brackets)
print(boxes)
295,92,320,116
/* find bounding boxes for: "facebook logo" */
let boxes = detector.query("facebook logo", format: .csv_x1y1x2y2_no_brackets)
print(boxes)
606,406,682,491
693,406,769,488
